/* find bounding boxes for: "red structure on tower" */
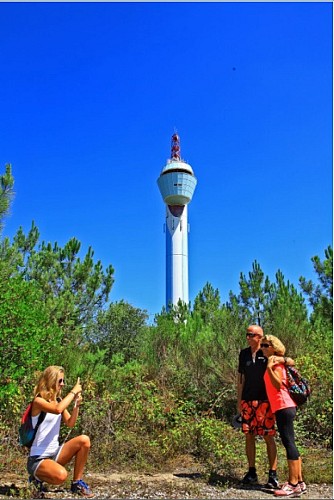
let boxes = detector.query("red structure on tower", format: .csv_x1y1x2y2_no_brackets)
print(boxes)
171,133,181,161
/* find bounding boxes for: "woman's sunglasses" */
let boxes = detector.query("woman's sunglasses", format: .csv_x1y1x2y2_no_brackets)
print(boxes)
58,378,65,384
260,343,271,348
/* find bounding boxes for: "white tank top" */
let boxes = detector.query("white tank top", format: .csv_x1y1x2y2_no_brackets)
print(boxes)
30,412,62,457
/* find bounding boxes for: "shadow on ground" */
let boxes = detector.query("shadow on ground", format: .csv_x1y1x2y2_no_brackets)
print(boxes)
0,485,21,497
207,472,275,495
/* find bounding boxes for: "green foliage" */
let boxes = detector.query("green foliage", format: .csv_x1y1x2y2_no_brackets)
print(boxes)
264,270,309,356
58,345,111,390
300,245,333,329
193,418,243,473
88,300,148,363
140,307,183,376
193,282,220,323
75,362,245,472
292,350,333,447
231,260,272,326
2,225,115,345
0,163,14,235
0,272,63,415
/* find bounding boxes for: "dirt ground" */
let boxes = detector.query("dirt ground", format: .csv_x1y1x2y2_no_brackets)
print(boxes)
0,470,332,499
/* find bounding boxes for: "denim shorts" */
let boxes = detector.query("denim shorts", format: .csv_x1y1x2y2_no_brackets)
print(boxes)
27,445,63,480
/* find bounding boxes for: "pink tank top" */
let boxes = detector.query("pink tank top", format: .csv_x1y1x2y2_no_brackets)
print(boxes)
264,364,296,413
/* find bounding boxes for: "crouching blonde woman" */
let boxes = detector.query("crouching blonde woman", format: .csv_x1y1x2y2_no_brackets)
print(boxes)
27,366,94,497
261,336,306,497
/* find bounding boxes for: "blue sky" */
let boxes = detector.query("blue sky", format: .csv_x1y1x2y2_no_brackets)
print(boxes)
0,2,332,320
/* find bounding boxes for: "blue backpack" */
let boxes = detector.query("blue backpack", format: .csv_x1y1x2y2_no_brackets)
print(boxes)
19,402,46,448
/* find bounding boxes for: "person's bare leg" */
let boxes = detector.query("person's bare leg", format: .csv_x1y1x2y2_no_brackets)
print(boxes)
298,457,303,482
263,434,278,471
34,459,68,485
57,435,91,481
287,459,300,485
245,433,256,467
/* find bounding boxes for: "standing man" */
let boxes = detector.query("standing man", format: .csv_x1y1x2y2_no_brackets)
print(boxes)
237,325,279,489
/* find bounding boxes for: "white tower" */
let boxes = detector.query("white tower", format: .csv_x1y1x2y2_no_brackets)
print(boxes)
157,133,197,308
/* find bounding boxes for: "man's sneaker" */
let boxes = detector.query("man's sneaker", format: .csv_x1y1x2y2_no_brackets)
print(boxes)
265,473,280,489
299,482,307,494
274,482,302,497
71,479,94,498
242,470,258,485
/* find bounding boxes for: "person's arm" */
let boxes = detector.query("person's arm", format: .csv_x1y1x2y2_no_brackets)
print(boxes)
274,355,294,366
62,393,83,428
237,372,244,413
266,356,283,390
32,379,82,416
284,357,294,366
237,350,244,413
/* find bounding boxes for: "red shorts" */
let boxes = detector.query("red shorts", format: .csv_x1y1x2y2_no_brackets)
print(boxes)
241,400,276,436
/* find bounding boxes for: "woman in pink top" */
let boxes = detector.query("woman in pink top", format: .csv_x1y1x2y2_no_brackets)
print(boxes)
261,335,306,498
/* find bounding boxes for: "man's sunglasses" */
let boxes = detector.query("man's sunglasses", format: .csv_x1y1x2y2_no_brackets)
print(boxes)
246,332,260,338
260,343,271,348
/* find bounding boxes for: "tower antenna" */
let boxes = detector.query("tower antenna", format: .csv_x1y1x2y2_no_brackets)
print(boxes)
171,132,181,161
